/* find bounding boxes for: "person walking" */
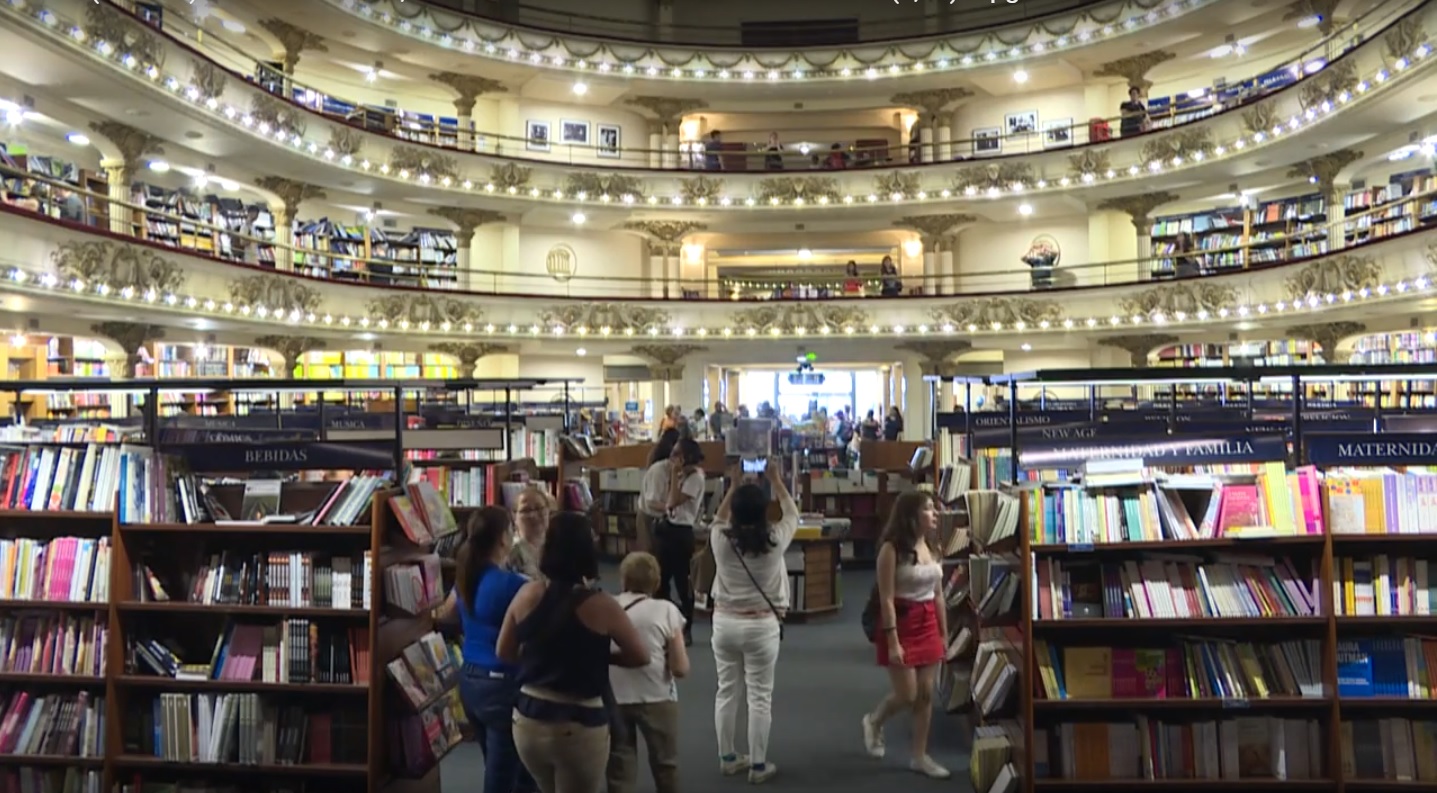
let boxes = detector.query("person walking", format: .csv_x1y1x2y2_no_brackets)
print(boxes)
708,459,799,784
435,506,537,793
861,491,950,779
606,552,689,793
498,513,651,793
656,438,706,645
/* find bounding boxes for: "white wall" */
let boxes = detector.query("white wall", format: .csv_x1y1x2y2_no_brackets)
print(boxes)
952,216,1091,293
472,99,652,167
505,227,646,296
517,354,607,391
950,87,1086,158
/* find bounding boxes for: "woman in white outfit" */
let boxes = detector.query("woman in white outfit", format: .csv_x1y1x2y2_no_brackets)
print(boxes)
708,459,798,785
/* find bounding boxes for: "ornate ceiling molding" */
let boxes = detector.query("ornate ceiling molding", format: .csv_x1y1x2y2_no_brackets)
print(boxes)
952,163,1035,195
1140,128,1214,166
91,321,165,377
1286,149,1364,200
1118,281,1237,320
85,3,163,68
254,335,327,371
253,177,326,217
538,304,671,335
729,305,871,335
87,121,163,172
430,341,510,368
228,275,323,315
563,173,646,200
1284,254,1382,301
930,298,1064,330
623,221,706,257
895,340,974,377
1097,191,1181,226
756,177,841,205
1092,50,1177,89
429,71,507,115
366,294,486,329
894,215,978,248
258,18,327,69
49,240,185,297
1099,334,1180,367
890,88,974,121
624,97,707,130
427,208,505,242
632,344,706,381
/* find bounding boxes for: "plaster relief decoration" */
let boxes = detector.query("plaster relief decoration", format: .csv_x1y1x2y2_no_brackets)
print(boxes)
228,275,323,316
545,245,577,282
563,173,645,200
1140,128,1214,167
84,3,164,68
489,163,532,192
679,176,724,205
430,342,509,369
755,177,840,206
1118,281,1237,320
90,321,165,378
1284,254,1382,301
327,126,364,157
729,304,871,335
253,335,326,372
1286,321,1367,354
366,294,484,330
249,94,306,138
1092,51,1177,90
1067,149,1111,180
929,297,1064,330
952,163,1034,196
894,215,976,249
387,146,459,181
1241,102,1279,137
538,304,672,335
49,241,185,297
623,97,708,134
631,344,707,381
894,341,973,378
189,59,227,103
1384,17,1427,62
1297,59,1359,112
623,221,707,256
874,171,921,199
1098,334,1180,368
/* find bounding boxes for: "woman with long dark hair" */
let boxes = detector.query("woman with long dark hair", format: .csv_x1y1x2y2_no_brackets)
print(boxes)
861,491,949,779
883,406,904,441
498,512,650,793
434,506,536,793
707,460,799,784
657,438,705,645
639,429,681,554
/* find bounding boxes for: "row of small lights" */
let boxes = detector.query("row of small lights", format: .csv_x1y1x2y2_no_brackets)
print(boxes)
16,0,1431,213
340,0,1203,82
6,263,1429,339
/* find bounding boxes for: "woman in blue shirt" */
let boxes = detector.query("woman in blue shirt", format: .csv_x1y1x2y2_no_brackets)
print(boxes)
436,506,535,793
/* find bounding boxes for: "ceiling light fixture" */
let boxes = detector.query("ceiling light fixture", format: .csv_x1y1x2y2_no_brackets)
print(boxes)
1013,69,1029,84
572,81,588,95
1020,343,1032,351
365,201,382,222
797,248,812,260
575,347,587,357
1018,203,1034,216
571,211,586,225
365,61,382,83
219,18,246,34
1211,34,1245,59
147,160,170,172
1297,15,1322,30
65,132,89,146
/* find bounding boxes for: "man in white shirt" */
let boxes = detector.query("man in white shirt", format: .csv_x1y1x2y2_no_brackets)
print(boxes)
608,552,689,793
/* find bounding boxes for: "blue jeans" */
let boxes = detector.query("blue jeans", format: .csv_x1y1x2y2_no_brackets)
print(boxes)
460,666,536,793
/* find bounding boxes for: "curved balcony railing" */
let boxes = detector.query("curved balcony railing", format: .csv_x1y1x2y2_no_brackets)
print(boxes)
422,0,1114,46
6,160,1434,303
104,0,1391,171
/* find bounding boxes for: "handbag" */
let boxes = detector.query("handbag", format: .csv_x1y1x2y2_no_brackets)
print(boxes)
728,537,785,641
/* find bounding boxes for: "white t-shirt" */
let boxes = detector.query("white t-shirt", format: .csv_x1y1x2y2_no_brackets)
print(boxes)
710,488,800,612
667,470,706,526
640,460,670,518
610,593,685,704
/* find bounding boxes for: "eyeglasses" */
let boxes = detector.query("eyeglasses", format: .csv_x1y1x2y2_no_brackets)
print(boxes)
517,507,547,515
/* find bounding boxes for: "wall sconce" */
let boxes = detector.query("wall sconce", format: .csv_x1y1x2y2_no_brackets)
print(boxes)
679,119,701,141
902,238,924,258
682,243,705,264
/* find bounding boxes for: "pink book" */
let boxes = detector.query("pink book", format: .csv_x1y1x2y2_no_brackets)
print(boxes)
1296,467,1324,535
1111,648,1138,697
1216,484,1263,534
1134,649,1168,697
0,691,30,751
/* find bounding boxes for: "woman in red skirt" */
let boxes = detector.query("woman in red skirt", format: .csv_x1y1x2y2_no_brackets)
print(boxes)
861,490,950,779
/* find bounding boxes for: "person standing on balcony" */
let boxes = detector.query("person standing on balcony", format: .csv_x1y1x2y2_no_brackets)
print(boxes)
844,261,864,296
705,130,724,171
879,257,903,297
764,132,784,171
1120,85,1150,137
1173,232,1202,278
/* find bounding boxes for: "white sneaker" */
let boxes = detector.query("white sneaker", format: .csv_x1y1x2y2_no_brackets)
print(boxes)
861,713,885,758
720,755,751,775
910,755,951,779
748,763,778,784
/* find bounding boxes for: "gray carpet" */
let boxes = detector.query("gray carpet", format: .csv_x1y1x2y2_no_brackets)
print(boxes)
441,568,973,792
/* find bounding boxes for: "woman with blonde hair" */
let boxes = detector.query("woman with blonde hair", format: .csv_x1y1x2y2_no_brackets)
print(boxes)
509,485,558,578
861,490,949,779
607,551,689,793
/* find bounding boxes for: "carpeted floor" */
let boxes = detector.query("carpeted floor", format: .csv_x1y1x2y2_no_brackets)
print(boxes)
440,568,973,792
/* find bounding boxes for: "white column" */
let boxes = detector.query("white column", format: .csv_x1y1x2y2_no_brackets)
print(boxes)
272,207,294,272
456,112,474,151
648,123,663,168
938,248,955,297
656,0,674,41
662,133,679,169
102,162,131,236
649,252,667,299
938,378,954,415
900,361,929,441
673,365,705,420
455,244,473,291
936,125,952,161
922,247,938,296
919,124,934,164
1328,184,1348,252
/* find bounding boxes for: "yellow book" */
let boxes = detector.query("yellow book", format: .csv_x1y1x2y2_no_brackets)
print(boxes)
1358,477,1385,533
1343,557,1356,615
1234,644,1271,698
1062,647,1113,700
1034,640,1061,700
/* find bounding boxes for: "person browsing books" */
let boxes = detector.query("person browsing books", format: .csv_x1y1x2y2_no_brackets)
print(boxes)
862,491,951,779
433,506,536,793
708,459,799,784
498,512,650,793
639,430,681,553
606,551,689,793
508,485,556,579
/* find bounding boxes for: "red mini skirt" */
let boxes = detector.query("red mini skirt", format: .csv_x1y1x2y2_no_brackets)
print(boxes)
875,598,945,668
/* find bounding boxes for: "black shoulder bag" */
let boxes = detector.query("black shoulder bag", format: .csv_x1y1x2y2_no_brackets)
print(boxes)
728,538,785,641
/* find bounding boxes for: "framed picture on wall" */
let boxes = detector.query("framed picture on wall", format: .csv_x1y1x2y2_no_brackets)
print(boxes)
1043,118,1074,148
1005,111,1039,136
596,124,621,158
560,119,591,145
973,127,1001,155
526,120,550,152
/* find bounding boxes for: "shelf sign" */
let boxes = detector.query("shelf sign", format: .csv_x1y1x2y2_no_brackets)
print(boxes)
1018,434,1288,470
1305,433,1437,466
168,441,396,471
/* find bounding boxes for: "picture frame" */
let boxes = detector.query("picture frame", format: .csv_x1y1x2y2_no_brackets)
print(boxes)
973,127,1002,155
1043,118,1074,148
596,123,621,159
1005,111,1039,136
560,119,590,146
526,120,550,152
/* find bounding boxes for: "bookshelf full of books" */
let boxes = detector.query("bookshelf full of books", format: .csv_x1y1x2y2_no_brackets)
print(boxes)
1147,193,1328,276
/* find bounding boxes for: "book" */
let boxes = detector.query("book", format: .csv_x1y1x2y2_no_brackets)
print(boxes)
1038,716,1321,780
1037,639,1323,701
1342,718,1437,781
0,690,105,757
124,693,365,765
0,536,110,602
0,614,107,676
238,480,283,521
384,555,443,614
1034,554,1319,620
137,550,366,610
127,621,366,685
1335,555,1437,617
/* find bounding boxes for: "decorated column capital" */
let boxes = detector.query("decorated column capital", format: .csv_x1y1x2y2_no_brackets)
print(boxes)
431,342,510,373
428,208,505,248
1287,149,1364,202
258,18,327,71
254,335,327,374
1098,334,1179,367
624,97,708,133
894,214,977,250
1093,51,1177,90
429,71,508,116
624,221,706,254
1096,192,1181,229
254,176,326,218
1285,321,1366,356
88,121,164,174
633,344,706,381
896,340,973,377
889,88,974,125
91,321,165,378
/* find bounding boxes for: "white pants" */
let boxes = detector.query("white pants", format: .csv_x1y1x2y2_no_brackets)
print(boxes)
711,612,781,765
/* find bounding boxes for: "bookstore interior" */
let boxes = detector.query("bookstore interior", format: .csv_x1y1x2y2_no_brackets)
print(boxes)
5,0,1437,791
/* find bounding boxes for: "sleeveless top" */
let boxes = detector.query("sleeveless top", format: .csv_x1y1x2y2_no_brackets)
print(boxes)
515,584,611,700
894,559,943,602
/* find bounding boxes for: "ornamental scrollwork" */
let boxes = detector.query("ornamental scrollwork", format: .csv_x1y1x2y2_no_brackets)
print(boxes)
563,173,645,199
755,177,840,205
1297,59,1359,112
328,126,364,157
189,59,227,102
1067,149,1111,179
388,146,459,180
1117,281,1237,319
366,294,485,328
952,163,1034,194
1241,102,1278,136
49,241,185,295
1283,254,1382,301
729,304,870,334
490,162,532,191
538,304,671,334
1385,17,1426,62
1140,128,1213,166
228,275,322,315
874,171,921,198
250,94,305,137
679,176,724,204
85,3,164,68
929,297,1063,329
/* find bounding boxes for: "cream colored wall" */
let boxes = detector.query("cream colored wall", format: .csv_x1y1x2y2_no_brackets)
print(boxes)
518,355,607,391
952,215,1091,292
466,226,645,295
951,87,1086,152
473,99,652,164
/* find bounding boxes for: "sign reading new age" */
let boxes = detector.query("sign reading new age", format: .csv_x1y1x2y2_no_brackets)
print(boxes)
1016,434,1290,470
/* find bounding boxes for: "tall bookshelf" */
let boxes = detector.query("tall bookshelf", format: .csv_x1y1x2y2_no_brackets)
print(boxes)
1148,194,1327,276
